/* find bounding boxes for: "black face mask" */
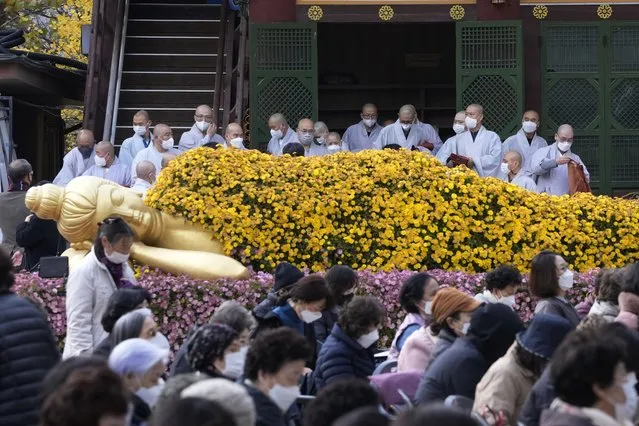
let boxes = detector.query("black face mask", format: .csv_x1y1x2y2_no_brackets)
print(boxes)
79,146,93,159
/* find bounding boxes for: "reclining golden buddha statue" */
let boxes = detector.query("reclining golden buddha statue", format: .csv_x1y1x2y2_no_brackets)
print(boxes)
25,176,248,280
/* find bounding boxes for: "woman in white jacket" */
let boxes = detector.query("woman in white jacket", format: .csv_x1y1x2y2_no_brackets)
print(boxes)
63,216,136,359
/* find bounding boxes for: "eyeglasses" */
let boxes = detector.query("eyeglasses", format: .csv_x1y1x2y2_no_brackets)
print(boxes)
362,114,378,119
195,114,213,120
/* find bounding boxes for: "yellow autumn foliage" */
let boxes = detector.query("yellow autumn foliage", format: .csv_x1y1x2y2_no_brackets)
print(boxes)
146,149,639,273
4,0,92,151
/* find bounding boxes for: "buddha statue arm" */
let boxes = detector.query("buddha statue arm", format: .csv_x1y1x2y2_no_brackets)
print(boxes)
129,241,248,280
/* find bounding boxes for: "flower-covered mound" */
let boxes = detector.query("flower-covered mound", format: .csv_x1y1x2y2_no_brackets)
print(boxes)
147,149,639,273
15,269,598,348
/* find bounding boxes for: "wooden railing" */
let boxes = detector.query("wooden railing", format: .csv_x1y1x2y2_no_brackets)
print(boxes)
82,0,126,140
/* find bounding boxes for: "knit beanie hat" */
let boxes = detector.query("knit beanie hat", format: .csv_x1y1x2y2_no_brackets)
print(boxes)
273,262,304,293
431,287,481,323
187,324,238,372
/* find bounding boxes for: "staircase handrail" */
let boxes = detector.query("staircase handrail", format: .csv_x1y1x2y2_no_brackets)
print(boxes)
106,0,130,143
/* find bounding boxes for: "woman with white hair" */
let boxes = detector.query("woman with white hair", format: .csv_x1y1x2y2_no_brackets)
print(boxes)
109,338,168,426
181,378,257,426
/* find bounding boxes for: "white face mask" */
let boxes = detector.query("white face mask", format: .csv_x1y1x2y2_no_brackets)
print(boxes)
522,121,538,133
223,346,248,379
95,155,107,167
357,329,379,348
161,138,174,150
316,137,326,145
363,118,376,128
401,123,412,131
269,383,301,412
300,310,322,323
621,373,639,421
133,125,147,136
499,294,517,308
465,116,478,130
105,250,130,265
461,322,471,335
500,162,510,175
270,129,283,139
196,120,210,132
229,137,244,149
327,145,341,152
299,133,314,145
558,269,574,290
557,141,572,152
453,123,466,134
420,300,433,316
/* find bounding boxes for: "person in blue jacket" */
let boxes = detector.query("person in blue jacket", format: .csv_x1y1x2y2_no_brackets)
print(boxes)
313,296,386,390
254,275,332,370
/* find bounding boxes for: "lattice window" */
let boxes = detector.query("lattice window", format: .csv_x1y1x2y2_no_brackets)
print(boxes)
611,26,639,72
575,135,600,183
461,75,517,135
547,79,599,129
256,77,312,126
611,136,639,182
545,26,599,73
255,28,313,71
610,78,639,129
460,26,518,70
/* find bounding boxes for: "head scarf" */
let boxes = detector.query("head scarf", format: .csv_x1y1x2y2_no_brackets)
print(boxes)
108,338,168,376
431,287,480,323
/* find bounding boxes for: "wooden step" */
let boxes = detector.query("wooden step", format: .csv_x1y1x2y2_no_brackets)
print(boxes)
117,107,204,128
123,53,219,72
129,3,220,20
120,71,217,90
127,19,220,37
118,89,216,108
124,35,219,54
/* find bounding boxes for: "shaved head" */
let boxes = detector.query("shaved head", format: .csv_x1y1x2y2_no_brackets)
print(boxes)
225,122,243,137
504,150,522,165
454,111,466,123
503,150,523,174
134,110,150,121
467,104,484,115
558,124,574,134
136,160,155,177
153,123,170,138
136,160,156,184
96,140,115,156
297,118,314,131
362,103,378,116
523,110,539,122
76,129,95,148
161,153,177,169
195,105,213,115
224,122,243,144
268,113,287,127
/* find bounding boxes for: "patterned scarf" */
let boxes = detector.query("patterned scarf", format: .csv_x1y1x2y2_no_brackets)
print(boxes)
99,257,135,289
